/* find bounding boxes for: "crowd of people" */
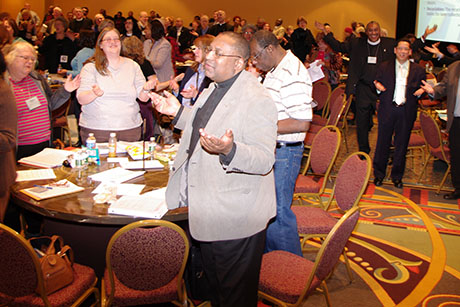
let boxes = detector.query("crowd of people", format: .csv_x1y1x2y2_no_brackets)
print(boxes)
1,3,460,306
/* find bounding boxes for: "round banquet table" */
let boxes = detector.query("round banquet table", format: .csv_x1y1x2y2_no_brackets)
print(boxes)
11,158,188,276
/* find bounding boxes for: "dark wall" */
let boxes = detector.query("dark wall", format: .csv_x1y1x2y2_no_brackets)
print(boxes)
396,0,417,39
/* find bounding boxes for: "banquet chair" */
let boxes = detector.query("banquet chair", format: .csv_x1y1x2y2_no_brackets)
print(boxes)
417,111,451,194
101,219,190,307
304,92,347,152
311,84,345,127
312,80,332,118
258,206,360,307
294,126,341,209
292,152,371,281
0,223,100,307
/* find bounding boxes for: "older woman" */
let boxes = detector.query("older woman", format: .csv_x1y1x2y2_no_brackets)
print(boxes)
38,17,77,73
77,27,155,142
5,41,80,159
171,34,214,108
0,51,17,222
143,19,174,82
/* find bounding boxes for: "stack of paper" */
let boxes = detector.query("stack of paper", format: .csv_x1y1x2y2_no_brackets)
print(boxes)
18,148,71,168
108,188,168,219
88,167,145,183
16,169,57,182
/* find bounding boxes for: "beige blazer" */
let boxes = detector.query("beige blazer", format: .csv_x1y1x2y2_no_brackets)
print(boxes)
166,70,278,242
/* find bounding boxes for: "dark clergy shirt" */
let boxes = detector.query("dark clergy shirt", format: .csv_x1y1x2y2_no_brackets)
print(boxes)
187,71,240,158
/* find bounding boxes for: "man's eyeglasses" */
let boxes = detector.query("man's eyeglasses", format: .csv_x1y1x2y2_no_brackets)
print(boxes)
205,47,242,59
17,55,36,62
251,45,268,61
102,37,121,43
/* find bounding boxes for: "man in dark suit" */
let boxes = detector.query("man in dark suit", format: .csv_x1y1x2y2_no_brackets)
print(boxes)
420,61,460,199
373,39,426,188
207,10,232,36
316,21,436,155
316,21,396,154
168,17,194,54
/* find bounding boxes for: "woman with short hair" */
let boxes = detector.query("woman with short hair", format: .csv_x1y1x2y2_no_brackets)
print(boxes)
5,41,80,159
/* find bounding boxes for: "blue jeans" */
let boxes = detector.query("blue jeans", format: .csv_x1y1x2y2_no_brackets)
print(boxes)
265,144,303,256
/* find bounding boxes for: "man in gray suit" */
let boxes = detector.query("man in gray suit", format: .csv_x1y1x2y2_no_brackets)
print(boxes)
149,32,278,306
420,61,460,200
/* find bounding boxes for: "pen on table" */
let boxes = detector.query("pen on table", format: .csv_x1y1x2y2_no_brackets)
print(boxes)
33,185,52,189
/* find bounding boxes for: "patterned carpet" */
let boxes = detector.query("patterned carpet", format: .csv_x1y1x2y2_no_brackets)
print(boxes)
295,185,460,307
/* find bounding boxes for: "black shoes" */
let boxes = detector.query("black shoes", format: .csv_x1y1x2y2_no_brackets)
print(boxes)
392,179,403,188
443,191,460,200
374,178,383,186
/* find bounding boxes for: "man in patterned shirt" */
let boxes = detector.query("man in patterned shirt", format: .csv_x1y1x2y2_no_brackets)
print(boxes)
250,30,313,256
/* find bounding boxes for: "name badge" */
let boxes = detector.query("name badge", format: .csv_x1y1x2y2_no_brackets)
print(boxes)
60,55,68,63
25,96,41,110
368,56,377,64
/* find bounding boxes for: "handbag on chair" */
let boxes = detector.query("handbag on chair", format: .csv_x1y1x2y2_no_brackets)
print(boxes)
29,235,74,295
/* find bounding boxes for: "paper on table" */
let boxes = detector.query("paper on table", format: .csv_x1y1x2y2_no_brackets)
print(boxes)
16,169,57,182
88,167,145,183
92,183,146,196
20,180,84,201
97,142,128,155
307,60,325,83
18,148,70,168
108,187,168,219
120,160,164,170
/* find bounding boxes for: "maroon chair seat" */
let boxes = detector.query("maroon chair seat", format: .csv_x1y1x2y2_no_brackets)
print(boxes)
11,264,96,307
293,206,337,234
431,146,450,161
258,207,361,306
104,272,179,305
311,115,327,126
259,251,320,304
294,176,324,194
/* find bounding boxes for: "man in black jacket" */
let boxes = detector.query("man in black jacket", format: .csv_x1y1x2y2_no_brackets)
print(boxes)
316,21,435,154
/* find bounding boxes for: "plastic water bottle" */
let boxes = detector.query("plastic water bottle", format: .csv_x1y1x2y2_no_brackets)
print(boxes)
148,137,156,159
108,133,117,157
86,133,96,163
57,64,63,74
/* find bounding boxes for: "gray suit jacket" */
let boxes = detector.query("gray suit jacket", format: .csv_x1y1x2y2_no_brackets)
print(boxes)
433,61,460,132
166,70,278,241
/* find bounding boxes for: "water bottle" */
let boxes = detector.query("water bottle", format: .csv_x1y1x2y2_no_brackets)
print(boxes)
108,133,117,157
148,137,156,159
57,64,63,74
86,133,97,163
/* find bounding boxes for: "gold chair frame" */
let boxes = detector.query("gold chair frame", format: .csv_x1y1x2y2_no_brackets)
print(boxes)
294,126,342,209
101,219,190,307
294,152,371,281
258,206,361,307
0,223,100,307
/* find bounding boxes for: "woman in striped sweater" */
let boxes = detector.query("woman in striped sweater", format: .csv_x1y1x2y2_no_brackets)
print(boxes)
5,41,80,160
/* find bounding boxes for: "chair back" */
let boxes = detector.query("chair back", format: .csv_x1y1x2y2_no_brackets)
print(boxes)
308,206,360,283
307,126,341,176
312,80,331,115
326,93,347,127
0,223,49,304
105,220,189,304
331,152,371,211
328,84,345,112
436,69,447,83
419,111,442,149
